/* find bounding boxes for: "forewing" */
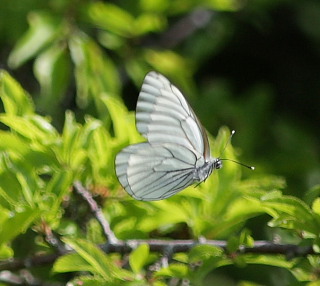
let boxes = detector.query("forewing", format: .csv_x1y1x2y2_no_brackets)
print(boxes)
115,142,199,201
136,71,210,159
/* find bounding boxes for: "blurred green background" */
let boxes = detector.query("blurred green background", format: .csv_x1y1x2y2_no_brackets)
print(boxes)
1,0,320,284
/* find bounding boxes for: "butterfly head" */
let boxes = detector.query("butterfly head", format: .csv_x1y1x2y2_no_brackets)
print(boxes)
195,158,221,183
214,158,223,170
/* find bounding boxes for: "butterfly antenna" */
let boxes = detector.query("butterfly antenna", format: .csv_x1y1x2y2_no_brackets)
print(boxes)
219,130,255,170
220,158,255,170
219,130,236,158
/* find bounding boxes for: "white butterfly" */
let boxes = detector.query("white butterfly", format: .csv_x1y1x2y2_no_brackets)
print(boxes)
115,71,223,201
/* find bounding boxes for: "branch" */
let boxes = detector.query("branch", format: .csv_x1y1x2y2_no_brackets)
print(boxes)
73,181,118,244
102,239,315,257
0,239,315,271
73,182,315,259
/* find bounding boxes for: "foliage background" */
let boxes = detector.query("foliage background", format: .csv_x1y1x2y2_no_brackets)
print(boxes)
0,0,320,285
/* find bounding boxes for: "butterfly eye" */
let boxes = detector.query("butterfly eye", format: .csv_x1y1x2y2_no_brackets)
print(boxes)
215,160,223,169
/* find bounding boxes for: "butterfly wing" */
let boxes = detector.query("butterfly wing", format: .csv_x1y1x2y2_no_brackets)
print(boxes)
115,71,212,200
115,142,199,201
136,71,211,160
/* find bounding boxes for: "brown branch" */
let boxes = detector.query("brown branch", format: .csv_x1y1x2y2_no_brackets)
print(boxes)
0,239,315,271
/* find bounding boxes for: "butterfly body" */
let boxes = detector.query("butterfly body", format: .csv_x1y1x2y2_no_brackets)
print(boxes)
194,158,221,182
115,71,222,201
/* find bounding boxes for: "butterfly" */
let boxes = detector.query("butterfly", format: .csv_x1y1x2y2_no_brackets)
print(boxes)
115,71,252,201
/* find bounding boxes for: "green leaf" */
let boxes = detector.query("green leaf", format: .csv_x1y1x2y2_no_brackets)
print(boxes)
101,97,139,142
129,243,150,273
143,49,192,85
155,263,189,279
61,238,133,281
43,170,73,224
190,255,232,283
0,155,42,208
304,184,320,205
59,111,84,166
189,245,223,263
312,198,320,215
313,237,320,253
0,114,58,143
290,256,320,282
46,170,72,198
53,252,98,273
34,45,71,116
138,200,191,232
227,236,240,253
0,70,35,115
86,2,135,37
134,13,166,35
262,194,320,236
0,206,39,244
71,276,120,286
8,11,62,68
69,33,120,116
222,197,266,229
0,158,25,208
242,254,294,268
97,31,125,50
85,119,113,183
0,131,30,156
139,0,170,12
0,242,14,259
0,131,59,180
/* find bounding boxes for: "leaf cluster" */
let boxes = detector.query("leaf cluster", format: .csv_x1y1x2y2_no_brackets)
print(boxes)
0,71,320,285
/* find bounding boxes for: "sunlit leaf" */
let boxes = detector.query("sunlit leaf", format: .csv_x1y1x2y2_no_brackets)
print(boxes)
34,44,71,116
69,33,120,119
8,11,62,68
155,263,189,278
0,206,39,244
0,70,34,115
189,244,223,263
0,114,58,143
86,2,135,37
53,252,97,273
311,198,320,215
129,243,150,273
62,238,133,280
0,242,14,259
262,195,320,236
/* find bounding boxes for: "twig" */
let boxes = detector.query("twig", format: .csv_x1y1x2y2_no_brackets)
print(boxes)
0,253,61,272
0,269,64,286
73,181,118,244
101,239,315,256
139,7,214,49
42,223,67,255
160,8,214,48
